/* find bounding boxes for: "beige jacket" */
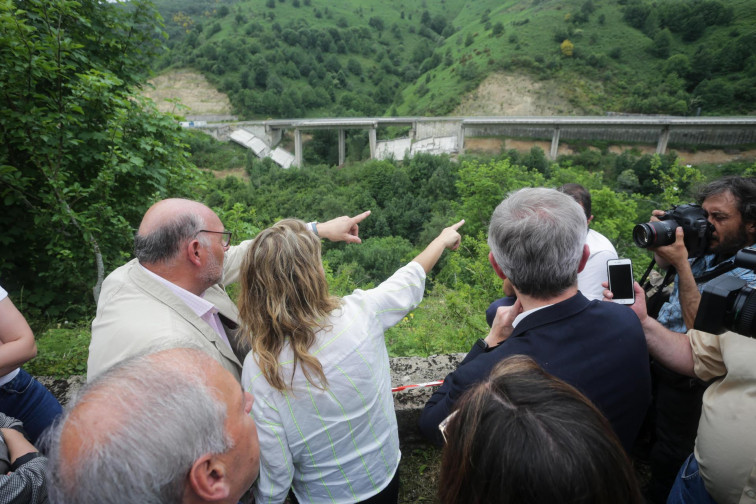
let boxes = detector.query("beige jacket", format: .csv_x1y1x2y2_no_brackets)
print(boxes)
87,240,253,382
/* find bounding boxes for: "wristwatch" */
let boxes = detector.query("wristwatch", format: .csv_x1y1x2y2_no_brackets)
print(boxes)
475,338,489,351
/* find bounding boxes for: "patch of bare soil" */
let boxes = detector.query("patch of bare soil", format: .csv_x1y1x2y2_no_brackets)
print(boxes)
209,167,249,181
454,72,584,116
464,138,756,165
143,69,234,118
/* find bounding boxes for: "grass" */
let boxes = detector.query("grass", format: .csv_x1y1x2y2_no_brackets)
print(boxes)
25,325,90,377
398,445,443,503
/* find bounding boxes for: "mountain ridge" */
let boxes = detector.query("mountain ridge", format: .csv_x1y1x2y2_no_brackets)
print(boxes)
150,0,756,118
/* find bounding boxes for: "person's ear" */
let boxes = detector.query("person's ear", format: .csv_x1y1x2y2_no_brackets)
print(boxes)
187,454,231,502
188,239,203,267
489,252,507,280
588,215,594,225
746,221,756,242
577,244,590,273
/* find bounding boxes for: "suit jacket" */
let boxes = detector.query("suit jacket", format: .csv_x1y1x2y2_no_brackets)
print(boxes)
87,240,253,382
419,292,651,452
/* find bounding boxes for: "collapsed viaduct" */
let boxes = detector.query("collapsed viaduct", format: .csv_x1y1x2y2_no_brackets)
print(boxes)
193,116,756,167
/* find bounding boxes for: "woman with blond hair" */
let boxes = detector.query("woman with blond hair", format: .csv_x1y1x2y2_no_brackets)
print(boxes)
238,218,463,504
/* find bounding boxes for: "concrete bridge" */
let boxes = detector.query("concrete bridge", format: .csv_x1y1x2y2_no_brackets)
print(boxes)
189,116,756,168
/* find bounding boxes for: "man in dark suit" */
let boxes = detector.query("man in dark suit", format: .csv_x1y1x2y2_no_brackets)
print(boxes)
419,188,651,451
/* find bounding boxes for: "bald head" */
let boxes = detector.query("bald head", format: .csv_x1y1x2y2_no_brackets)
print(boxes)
47,348,239,504
134,198,218,265
139,198,215,236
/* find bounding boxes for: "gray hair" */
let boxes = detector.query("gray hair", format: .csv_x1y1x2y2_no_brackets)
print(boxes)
488,188,587,298
134,213,206,264
45,348,231,504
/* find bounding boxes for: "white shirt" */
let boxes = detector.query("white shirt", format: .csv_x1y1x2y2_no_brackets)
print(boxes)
0,285,20,386
579,229,618,301
243,261,426,504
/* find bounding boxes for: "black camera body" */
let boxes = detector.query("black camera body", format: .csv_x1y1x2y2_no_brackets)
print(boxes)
695,246,756,337
633,204,713,258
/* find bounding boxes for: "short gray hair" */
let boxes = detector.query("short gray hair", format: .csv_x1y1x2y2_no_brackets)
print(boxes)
134,213,206,264
488,188,587,298
45,348,231,504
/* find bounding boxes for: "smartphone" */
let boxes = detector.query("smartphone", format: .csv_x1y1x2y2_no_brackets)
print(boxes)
607,258,635,304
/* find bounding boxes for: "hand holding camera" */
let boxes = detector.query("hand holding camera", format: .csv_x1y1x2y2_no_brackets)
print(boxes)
633,204,713,259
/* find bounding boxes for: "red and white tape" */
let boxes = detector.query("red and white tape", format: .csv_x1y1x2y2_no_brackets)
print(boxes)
391,380,443,393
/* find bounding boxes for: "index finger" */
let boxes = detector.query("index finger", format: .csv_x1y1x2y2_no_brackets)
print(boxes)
450,219,465,231
351,210,371,224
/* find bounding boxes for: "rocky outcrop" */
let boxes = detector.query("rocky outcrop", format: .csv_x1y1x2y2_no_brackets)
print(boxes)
36,353,465,446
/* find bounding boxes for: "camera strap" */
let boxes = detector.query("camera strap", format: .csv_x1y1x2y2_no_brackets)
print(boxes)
642,257,738,291
692,258,737,285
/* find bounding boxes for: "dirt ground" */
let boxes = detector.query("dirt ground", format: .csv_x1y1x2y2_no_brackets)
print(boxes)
144,70,233,118
464,138,756,164
454,72,584,116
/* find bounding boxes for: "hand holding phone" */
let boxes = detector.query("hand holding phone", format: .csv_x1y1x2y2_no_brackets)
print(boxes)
607,258,635,304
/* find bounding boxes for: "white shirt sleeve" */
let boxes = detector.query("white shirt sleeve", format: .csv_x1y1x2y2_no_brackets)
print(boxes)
250,391,294,504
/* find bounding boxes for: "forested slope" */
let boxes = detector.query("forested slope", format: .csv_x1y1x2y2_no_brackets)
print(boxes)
153,0,756,118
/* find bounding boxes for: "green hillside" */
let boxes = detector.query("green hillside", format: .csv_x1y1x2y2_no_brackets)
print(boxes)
153,0,756,118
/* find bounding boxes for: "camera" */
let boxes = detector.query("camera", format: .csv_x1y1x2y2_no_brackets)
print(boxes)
632,203,713,258
694,246,756,337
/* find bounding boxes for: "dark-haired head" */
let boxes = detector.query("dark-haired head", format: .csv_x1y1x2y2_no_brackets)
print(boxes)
438,355,643,504
558,183,592,223
697,176,756,225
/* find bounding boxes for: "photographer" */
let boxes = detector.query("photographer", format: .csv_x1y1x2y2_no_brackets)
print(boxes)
644,177,756,501
653,177,756,333
605,282,756,504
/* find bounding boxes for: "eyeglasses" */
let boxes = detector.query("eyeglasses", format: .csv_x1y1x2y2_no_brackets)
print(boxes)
438,409,459,444
197,230,233,247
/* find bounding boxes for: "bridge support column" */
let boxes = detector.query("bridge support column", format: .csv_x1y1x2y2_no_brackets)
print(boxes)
265,126,283,147
338,129,346,166
294,129,303,167
369,128,377,159
550,127,560,160
457,122,465,154
656,126,670,154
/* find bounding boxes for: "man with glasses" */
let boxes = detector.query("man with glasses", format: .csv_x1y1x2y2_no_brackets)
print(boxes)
88,198,369,382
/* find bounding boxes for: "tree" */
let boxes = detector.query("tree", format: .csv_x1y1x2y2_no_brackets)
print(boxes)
648,29,672,58
0,0,203,316
368,16,384,33
561,39,574,57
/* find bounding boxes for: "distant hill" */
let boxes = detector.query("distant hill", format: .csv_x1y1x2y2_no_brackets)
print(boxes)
151,0,756,118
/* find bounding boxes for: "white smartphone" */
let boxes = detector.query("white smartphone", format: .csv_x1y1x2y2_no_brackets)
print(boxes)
607,258,635,304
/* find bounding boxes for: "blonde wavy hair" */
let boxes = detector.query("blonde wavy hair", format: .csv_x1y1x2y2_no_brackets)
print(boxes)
238,219,340,392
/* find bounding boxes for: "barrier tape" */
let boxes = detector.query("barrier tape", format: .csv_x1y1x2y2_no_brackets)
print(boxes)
391,380,443,393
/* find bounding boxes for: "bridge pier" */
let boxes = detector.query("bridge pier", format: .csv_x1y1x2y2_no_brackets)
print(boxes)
656,125,670,154
550,127,561,160
457,123,465,154
264,125,283,148
294,129,303,167
338,129,345,166
369,128,377,159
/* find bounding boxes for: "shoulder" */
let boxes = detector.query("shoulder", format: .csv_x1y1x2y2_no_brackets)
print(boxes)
583,300,643,329
586,230,617,254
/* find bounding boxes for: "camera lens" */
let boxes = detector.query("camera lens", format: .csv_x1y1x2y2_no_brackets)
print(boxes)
729,286,756,338
633,221,677,248
633,224,652,247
